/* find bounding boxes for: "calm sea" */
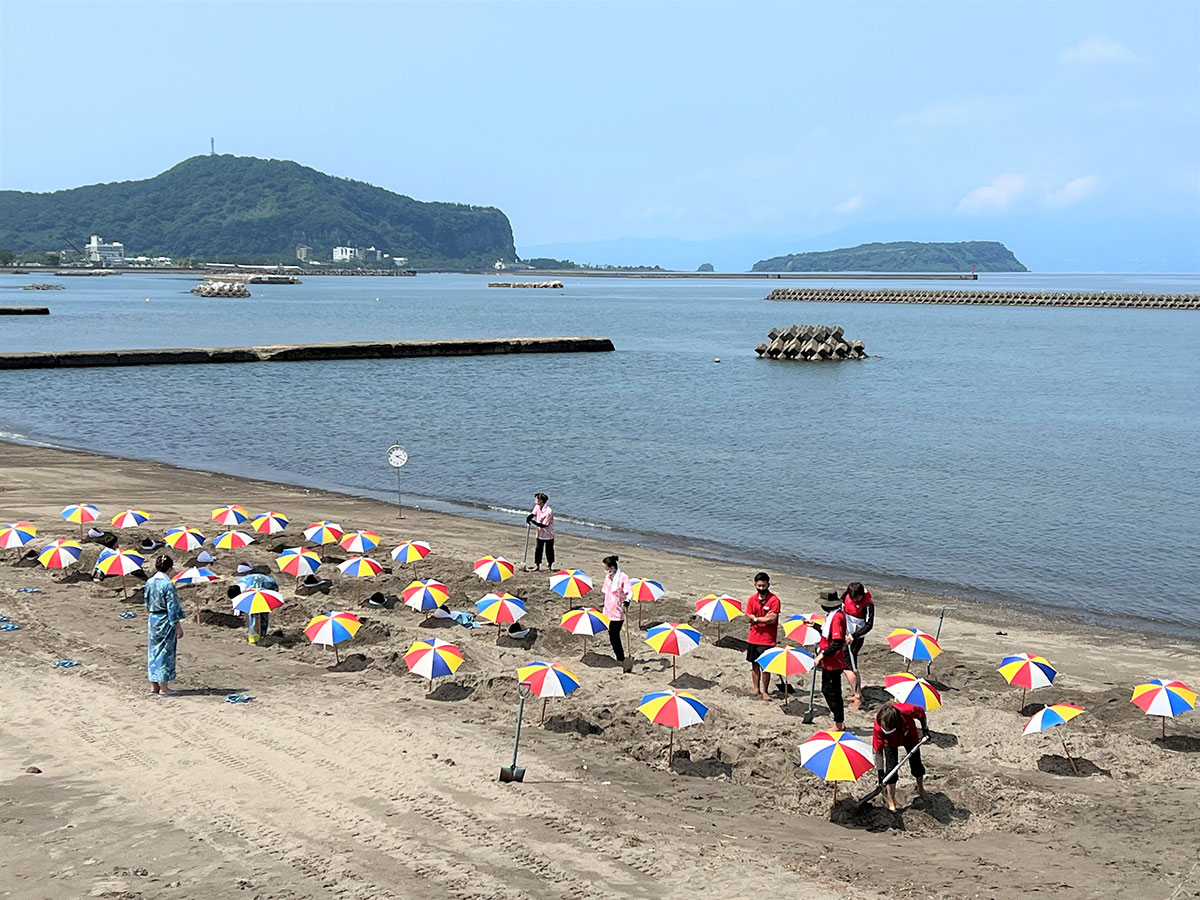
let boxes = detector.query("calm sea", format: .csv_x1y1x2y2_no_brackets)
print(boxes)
1,271,1197,631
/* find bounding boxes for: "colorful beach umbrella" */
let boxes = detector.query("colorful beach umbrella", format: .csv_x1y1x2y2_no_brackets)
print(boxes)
644,622,702,681
211,505,250,527
476,592,527,629
694,593,743,640
756,645,816,700
277,547,321,580
404,638,464,688
1023,703,1085,774
559,607,610,655
232,588,285,615
629,577,664,627
782,614,823,646
251,511,290,535
883,672,943,711
800,730,874,804
1131,680,1197,738
340,529,381,554
94,548,145,598
0,521,37,550
549,569,594,599
172,566,220,586
637,689,709,763
38,538,83,569
61,503,100,538
401,579,450,612
304,610,361,663
337,555,383,604
887,628,943,670
518,660,582,723
391,540,432,567
164,526,207,554
998,653,1058,707
473,555,515,583
212,530,255,550
303,520,344,545
111,509,150,530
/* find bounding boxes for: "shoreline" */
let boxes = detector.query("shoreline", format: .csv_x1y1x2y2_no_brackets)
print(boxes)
1,433,1194,645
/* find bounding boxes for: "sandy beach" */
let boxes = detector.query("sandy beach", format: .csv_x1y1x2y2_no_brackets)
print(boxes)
1,442,1197,900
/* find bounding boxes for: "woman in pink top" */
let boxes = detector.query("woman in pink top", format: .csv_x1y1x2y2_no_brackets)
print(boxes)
525,492,556,571
601,554,631,667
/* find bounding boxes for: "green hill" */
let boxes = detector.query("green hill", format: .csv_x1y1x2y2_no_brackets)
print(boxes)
752,240,1027,273
0,155,516,267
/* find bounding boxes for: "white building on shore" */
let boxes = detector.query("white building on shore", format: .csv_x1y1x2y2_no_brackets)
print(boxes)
86,235,125,265
333,245,363,262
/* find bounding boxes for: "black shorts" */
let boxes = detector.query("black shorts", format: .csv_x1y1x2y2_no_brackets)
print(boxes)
747,643,773,665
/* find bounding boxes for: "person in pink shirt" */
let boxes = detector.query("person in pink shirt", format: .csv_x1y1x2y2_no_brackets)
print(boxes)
745,571,781,700
525,492,556,572
601,554,632,671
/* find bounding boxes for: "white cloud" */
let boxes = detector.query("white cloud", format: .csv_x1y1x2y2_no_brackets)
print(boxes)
956,174,1028,214
1044,175,1103,208
834,195,863,214
1059,35,1143,65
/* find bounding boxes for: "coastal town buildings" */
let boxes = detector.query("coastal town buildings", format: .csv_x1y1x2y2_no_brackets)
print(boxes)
296,244,311,261
86,234,124,265
332,245,363,262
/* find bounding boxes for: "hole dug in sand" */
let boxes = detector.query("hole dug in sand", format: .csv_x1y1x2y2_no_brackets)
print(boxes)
544,715,604,736
326,653,372,673
668,749,732,779
1036,754,1111,777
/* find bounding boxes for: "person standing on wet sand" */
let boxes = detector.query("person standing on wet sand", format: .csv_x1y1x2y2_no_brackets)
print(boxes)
601,555,631,668
526,493,555,572
144,554,186,696
745,572,780,700
812,591,849,729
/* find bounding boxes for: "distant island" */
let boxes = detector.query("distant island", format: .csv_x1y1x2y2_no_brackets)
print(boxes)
752,241,1027,273
0,154,516,268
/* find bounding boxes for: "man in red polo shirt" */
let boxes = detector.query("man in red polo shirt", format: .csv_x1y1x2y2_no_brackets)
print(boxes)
872,700,930,811
745,572,780,701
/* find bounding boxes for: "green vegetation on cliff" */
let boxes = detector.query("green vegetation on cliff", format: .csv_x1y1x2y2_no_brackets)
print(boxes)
752,241,1027,273
0,155,516,267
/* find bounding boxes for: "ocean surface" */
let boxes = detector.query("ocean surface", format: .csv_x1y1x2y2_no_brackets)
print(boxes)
1,271,1197,631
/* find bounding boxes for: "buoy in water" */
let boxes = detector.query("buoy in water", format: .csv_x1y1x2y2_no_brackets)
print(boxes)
145,297,150,302
713,357,721,363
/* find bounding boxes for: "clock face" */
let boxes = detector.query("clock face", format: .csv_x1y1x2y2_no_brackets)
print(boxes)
387,445,408,468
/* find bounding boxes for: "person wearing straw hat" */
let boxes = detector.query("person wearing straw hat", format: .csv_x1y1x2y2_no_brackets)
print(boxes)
144,554,186,697
811,591,849,730
745,572,780,701
872,700,930,811
525,493,556,572
842,581,875,709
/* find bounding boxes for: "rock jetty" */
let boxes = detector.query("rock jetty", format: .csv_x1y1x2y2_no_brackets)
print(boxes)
21,283,64,291
755,324,866,361
191,281,251,298
0,306,50,315
766,287,1200,309
488,281,565,289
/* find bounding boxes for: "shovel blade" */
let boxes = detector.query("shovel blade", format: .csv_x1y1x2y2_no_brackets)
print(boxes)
499,765,526,783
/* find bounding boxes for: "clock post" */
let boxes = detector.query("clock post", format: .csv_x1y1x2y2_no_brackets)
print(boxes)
386,444,408,519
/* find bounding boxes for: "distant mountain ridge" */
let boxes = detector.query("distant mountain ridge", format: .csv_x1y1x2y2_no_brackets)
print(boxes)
0,155,516,267
753,240,1027,273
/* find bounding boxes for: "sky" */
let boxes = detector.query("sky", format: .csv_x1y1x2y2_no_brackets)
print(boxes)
2,0,1197,270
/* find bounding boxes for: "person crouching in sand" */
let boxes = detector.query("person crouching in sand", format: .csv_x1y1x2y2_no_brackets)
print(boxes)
872,700,930,811
811,591,848,729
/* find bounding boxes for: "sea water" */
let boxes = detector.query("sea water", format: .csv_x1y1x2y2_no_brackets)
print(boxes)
0,272,1197,629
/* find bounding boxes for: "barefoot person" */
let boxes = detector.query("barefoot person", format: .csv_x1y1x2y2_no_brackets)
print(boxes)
601,555,631,668
745,572,780,700
872,700,930,811
144,554,185,696
842,581,875,709
526,493,556,572
811,591,849,729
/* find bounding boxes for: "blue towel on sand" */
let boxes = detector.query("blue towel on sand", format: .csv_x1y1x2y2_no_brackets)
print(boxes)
0,615,8,622
225,693,253,703
52,659,79,668
16,587,40,594
451,611,483,629
0,623,19,631
118,610,137,619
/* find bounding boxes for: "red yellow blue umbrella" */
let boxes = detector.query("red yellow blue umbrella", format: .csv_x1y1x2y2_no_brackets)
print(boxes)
0,521,37,550
477,592,526,631
251,511,289,536
212,530,255,550
1131,679,1197,738
338,556,383,603
38,538,83,569
800,730,874,805
211,505,249,527
111,509,150,530
304,610,361,663
883,672,943,711
559,607,610,655
645,622,702,681
303,520,344,545
782,614,823,646
549,569,593,600
637,689,708,763
164,526,207,554
518,661,582,722
474,556,514,584
756,646,816,700
277,547,321,581
340,530,381,554
1023,703,1085,773
402,579,450,612
887,628,942,671
391,540,431,566
629,577,664,627
94,548,145,598
694,593,743,640
404,638,464,689
232,588,285,615
172,566,220,586
999,653,1057,707
61,503,100,539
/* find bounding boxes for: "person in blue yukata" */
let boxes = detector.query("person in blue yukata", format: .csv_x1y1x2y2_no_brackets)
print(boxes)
144,554,186,696
227,567,280,644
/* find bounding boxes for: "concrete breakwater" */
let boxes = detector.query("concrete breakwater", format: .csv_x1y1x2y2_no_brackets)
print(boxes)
488,281,565,289
191,281,251,298
755,324,866,361
0,306,50,315
21,283,64,291
0,337,615,370
766,287,1200,309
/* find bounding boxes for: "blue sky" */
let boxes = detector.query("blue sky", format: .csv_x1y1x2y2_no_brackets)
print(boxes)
2,0,1197,270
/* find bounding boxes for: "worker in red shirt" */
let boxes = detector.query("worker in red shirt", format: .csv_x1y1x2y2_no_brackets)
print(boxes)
841,581,875,709
872,700,930,811
811,591,848,729
744,572,780,701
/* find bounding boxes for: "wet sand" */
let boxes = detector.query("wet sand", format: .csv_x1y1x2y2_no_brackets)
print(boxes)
0,442,1197,900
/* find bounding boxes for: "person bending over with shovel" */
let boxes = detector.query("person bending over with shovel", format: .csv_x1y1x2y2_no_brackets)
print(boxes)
872,701,930,811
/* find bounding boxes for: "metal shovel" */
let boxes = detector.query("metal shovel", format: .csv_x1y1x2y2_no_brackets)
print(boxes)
500,682,533,783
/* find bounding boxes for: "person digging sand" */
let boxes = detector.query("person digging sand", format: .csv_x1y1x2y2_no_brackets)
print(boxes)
872,700,930,811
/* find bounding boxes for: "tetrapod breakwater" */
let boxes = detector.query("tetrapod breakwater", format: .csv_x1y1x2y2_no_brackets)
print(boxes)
765,287,1200,309
755,324,866,361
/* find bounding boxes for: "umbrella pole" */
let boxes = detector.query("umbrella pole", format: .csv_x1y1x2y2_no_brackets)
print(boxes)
540,698,547,725
905,658,912,673
334,642,341,664
672,657,677,682
668,730,674,766
582,637,587,657
1021,688,1026,708
120,572,127,600
1163,716,1167,739
832,783,839,807
1060,735,1080,774
638,602,643,629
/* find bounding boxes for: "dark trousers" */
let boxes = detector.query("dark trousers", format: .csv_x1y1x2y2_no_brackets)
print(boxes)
821,667,845,724
608,618,625,661
534,538,555,567
881,743,926,785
